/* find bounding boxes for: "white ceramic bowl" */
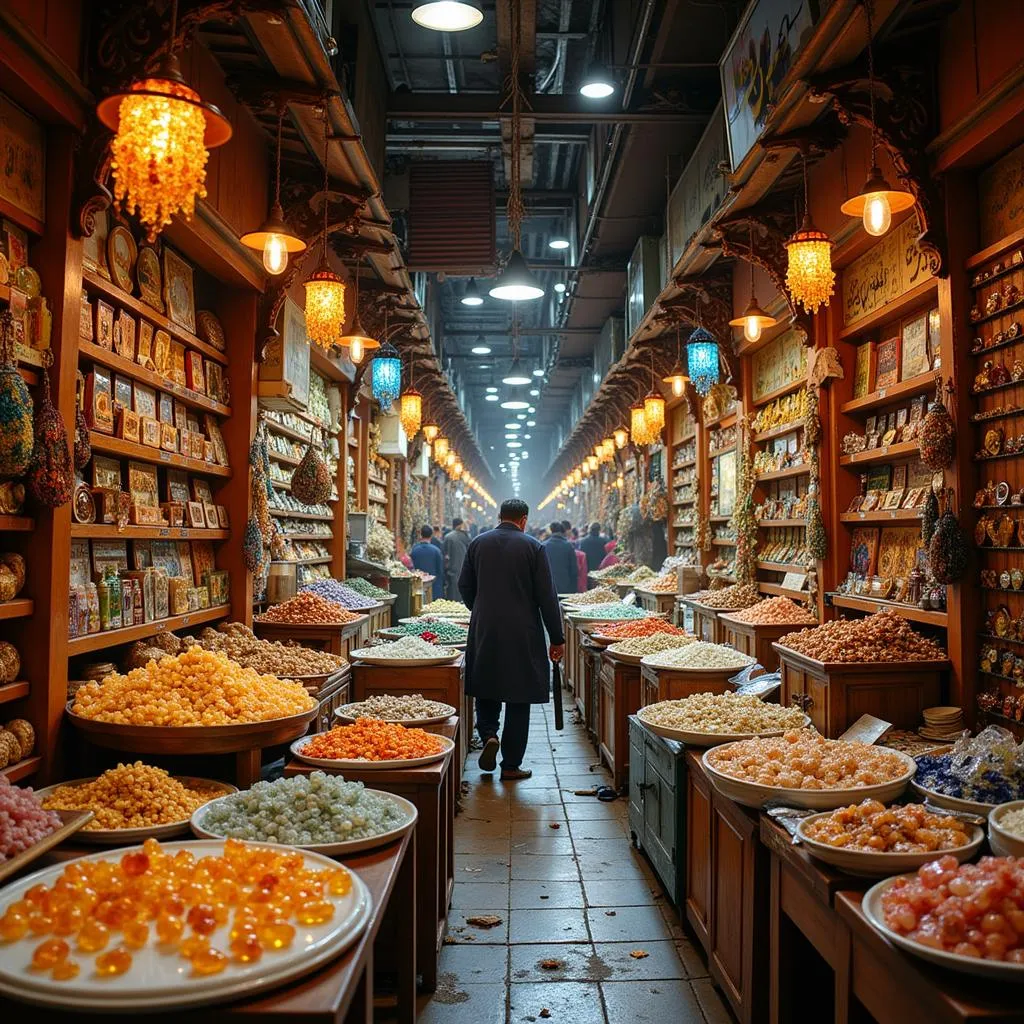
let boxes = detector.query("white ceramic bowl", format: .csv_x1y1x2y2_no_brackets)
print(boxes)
989,800,1024,857
909,781,998,817
639,711,811,748
796,813,985,877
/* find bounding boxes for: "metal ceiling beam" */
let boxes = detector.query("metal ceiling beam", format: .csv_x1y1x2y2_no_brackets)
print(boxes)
387,93,709,124
442,327,601,336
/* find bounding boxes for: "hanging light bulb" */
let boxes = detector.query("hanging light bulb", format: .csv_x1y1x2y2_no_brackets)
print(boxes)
573,468,583,485
587,454,599,472
339,269,381,363
630,399,647,445
687,327,720,398
729,230,778,342
241,108,306,275
411,1,483,31
96,0,232,242
502,356,531,386
461,277,484,306
581,461,591,478
644,392,665,437
579,61,616,99
786,154,835,314
602,437,615,461
614,425,629,449
489,250,544,301
452,460,464,480
423,420,439,442
445,450,457,469
303,109,346,349
434,436,449,462
399,388,422,437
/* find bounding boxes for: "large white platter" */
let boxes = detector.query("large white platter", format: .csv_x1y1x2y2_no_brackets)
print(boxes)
334,701,456,727
398,615,470,626
862,874,1024,981
908,780,998,816
702,747,916,810
290,733,455,771
989,800,1024,857
34,776,237,845
0,839,372,1012
191,791,418,856
638,654,755,673
795,813,984,877
638,710,811,747
349,647,460,667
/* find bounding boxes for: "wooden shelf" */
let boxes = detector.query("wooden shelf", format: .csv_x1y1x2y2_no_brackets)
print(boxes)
2,756,40,783
267,449,301,466
0,681,29,705
757,560,808,572
750,377,805,408
971,407,1024,427
293,556,332,566
828,593,948,626
79,341,231,418
711,538,737,547
67,605,231,655
758,583,810,602
281,532,334,542
974,448,1024,465
703,408,738,428
708,444,736,458
269,508,334,523
83,269,228,366
89,432,231,478
672,458,696,469
71,524,229,541
755,464,810,482
839,440,920,467
758,518,806,528
839,278,938,341
264,418,320,444
752,421,803,443
0,598,33,620
972,377,1024,399
368,473,387,486
839,509,923,523
839,370,937,415
970,332,1024,360
709,515,732,523
967,227,1024,270
970,296,1024,328
0,515,34,532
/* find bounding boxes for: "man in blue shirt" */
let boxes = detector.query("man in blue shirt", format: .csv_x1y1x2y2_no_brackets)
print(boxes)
410,525,444,599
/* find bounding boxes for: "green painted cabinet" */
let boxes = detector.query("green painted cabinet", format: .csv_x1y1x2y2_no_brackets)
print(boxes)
627,715,685,906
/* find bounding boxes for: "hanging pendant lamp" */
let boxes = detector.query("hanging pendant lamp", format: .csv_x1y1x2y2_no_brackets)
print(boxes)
303,110,346,349
372,342,401,412
242,108,306,275
839,0,915,237
434,436,450,463
411,1,483,32
399,355,423,437
662,324,690,397
687,327,720,398
729,226,778,343
643,352,665,439
461,278,484,306
786,154,835,314
630,396,648,446
422,417,439,442
490,251,544,301
338,267,381,364
614,425,629,449
97,0,232,242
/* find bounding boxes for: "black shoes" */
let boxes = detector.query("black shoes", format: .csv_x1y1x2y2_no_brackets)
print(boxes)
479,736,500,773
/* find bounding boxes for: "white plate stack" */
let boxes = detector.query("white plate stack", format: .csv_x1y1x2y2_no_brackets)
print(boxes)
918,706,965,742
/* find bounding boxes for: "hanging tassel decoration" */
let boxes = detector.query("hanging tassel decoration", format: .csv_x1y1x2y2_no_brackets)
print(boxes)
921,487,939,546
291,427,332,505
73,372,91,471
928,489,968,584
0,311,34,478
27,354,73,508
919,375,956,471
807,495,828,561
243,516,263,573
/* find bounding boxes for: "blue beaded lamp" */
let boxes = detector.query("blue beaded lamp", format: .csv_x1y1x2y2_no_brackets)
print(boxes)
371,342,402,411
686,327,719,397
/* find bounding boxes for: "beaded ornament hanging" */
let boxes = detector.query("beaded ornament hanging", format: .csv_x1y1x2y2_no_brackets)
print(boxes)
291,426,332,506
928,488,968,584
0,311,34,478
73,371,91,470
919,375,956,471
27,352,73,508
921,486,939,545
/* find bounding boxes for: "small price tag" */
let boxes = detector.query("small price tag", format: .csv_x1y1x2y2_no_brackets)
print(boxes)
182,616,191,627
159,451,171,462
159,528,169,537
839,714,892,746
781,572,808,592
878,387,887,399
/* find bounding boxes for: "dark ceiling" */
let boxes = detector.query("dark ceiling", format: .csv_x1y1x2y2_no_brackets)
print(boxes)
368,0,736,501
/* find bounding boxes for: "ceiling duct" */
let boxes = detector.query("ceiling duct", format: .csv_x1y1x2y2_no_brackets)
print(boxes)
407,161,497,273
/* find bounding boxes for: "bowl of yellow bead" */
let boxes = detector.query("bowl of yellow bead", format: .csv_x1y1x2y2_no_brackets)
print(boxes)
35,764,237,845
0,838,372,1012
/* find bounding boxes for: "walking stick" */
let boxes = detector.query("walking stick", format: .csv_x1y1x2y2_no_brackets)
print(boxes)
552,659,564,731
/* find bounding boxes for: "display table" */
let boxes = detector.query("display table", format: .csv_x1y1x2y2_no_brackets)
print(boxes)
11,830,416,1024
627,716,684,906
253,616,368,659
580,635,605,742
562,610,583,712
307,667,351,733
718,614,802,673
684,750,769,1024
773,645,949,737
365,596,395,636
679,598,723,644
639,663,735,706
286,720,457,993
635,590,676,617
598,650,643,791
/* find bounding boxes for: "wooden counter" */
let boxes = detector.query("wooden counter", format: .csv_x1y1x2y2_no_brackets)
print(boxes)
635,590,677,617
598,650,643,791
639,662,735,706
684,750,769,1024
679,598,724,644
254,616,367,659
580,635,605,743
286,721,458,993
774,645,948,737
10,831,416,1024
562,611,583,714
718,614,806,673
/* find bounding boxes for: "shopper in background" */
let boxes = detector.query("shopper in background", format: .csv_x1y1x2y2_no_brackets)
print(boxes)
543,521,578,595
580,521,608,571
430,525,444,557
575,546,588,591
410,525,444,599
599,540,621,570
443,517,471,600
459,498,564,780
561,520,575,547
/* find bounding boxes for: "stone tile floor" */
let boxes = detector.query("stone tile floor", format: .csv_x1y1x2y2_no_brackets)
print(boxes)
416,704,733,1024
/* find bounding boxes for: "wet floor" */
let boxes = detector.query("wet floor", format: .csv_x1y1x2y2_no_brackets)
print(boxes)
416,703,733,1023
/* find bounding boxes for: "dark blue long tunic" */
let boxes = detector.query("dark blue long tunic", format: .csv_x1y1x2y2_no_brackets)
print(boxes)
458,521,565,704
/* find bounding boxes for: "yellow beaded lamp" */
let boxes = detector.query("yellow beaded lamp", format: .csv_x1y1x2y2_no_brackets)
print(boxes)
630,399,647,445
434,436,449,463
614,426,629,449
786,155,835,314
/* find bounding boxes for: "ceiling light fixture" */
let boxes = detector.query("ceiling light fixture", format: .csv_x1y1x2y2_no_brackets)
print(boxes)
687,326,720,398
507,441,522,449
490,250,544,301
471,344,492,355
502,357,531,386
729,226,778,343
241,106,305,274
505,422,521,430
579,61,615,99
786,153,835,314
554,282,566,293
548,238,570,250
516,413,527,420
485,394,499,401
422,420,439,442
485,386,498,393
839,1,914,237
529,388,539,396
527,420,535,427
501,399,530,410
662,324,689,397
411,1,483,32
97,0,232,241
371,340,402,412
461,277,484,306
338,267,381,364
532,368,545,377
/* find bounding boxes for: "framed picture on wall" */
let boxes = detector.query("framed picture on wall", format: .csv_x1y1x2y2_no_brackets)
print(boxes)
163,247,195,333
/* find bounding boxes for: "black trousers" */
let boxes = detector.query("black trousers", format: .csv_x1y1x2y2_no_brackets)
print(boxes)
475,699,531,770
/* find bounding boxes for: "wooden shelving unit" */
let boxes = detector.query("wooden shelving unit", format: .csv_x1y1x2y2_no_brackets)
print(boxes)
67,605,231,655
667,401,699,560
704,403,738,579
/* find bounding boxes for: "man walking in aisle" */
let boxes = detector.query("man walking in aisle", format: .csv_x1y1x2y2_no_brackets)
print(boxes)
580,521,608,571
459,498,564,780
410,525,444,599
543,521,578,595
443,517,471,600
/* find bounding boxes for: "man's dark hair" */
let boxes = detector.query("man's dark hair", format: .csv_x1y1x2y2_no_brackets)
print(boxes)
452,517,463,529
549,521,564,534
500,498,529,521
420,525,433,538
589,522,601,535
561,520,571,532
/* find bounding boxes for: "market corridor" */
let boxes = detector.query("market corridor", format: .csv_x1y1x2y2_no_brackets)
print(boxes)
417,705,730,1024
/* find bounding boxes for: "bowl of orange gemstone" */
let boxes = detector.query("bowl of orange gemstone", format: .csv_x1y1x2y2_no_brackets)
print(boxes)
0,839,372,1012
